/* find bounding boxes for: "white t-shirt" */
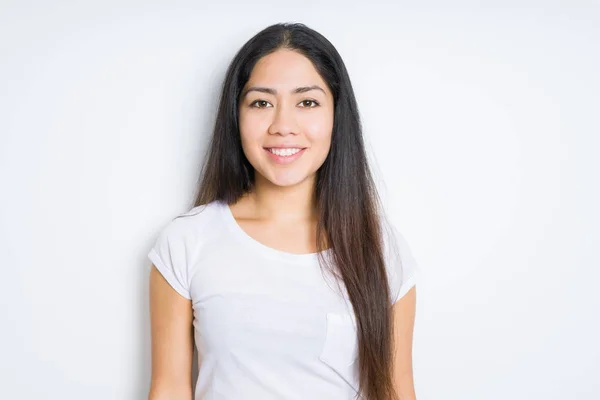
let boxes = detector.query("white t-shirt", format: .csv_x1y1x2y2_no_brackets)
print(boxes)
147,199,418,400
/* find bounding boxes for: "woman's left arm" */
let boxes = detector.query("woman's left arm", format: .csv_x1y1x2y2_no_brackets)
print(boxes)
392,285,417,400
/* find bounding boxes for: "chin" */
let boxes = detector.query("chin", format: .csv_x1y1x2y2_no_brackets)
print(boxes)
269,177,306,188
264,171,312,188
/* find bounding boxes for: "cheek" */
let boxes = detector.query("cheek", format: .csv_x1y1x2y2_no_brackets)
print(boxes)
304,119,333,151
302,108,333,136
240,106,271,128
239,114,265,155
239,134,262,164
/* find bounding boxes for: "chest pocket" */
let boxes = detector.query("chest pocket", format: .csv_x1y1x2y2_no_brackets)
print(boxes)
319,311,360,393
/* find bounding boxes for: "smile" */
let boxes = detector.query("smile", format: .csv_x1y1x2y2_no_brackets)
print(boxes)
264,147,307,164
267,148,303,156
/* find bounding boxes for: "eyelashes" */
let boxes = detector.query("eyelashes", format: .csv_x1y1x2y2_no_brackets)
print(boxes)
249,99,320,109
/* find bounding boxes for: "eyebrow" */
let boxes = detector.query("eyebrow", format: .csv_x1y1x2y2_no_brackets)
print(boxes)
240,85,326,99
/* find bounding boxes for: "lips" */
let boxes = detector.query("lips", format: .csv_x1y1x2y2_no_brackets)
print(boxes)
263,147,307,165
264,146,307,149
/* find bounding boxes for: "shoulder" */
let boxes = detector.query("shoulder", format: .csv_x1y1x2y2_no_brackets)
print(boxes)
379,214,419,304
171,200,223,230
152,200,225,256
148,201,225,299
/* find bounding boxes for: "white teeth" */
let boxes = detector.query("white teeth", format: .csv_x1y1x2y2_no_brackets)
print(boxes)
268,148,302,156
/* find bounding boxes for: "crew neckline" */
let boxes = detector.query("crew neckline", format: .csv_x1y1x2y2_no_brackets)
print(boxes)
218,199,331,265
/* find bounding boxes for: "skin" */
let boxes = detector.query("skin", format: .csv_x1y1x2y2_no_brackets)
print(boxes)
148,49,417,399
231,49,335,253
393,286,417,400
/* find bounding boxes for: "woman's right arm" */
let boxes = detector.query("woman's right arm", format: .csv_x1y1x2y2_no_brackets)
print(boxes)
148,264,194,400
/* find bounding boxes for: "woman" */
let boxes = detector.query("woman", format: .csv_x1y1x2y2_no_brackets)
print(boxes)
148,22,418,400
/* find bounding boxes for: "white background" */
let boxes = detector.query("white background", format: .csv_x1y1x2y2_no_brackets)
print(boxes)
1,1,598,399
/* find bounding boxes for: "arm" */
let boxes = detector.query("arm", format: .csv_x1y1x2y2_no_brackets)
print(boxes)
392,285,417,400
148,264,194,400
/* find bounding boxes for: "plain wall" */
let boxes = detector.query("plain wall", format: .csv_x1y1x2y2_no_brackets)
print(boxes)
0,1,598,399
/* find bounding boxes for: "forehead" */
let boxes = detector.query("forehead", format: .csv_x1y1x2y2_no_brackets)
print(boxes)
246,49,328,90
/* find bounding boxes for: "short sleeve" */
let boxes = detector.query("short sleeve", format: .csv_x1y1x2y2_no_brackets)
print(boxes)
148,218,192,300
382,220,419,305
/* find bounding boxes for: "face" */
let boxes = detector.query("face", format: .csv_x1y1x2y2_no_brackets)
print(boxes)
238,49,334,189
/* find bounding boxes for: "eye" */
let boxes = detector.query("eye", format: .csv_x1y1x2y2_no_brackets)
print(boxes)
299,99,320,108
250,100,272,109
249,99,320,109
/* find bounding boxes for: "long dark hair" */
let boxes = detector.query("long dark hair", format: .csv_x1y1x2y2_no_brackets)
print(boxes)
191,22,397,400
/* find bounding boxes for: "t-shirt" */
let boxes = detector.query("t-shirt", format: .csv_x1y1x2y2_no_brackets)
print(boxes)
147,199,419,400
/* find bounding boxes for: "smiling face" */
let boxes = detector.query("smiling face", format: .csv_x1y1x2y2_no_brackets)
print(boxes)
238,49,335,189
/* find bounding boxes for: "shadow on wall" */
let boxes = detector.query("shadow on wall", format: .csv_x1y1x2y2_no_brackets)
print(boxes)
135,251,152,399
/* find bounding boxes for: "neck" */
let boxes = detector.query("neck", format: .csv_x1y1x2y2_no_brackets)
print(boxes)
247,173,318,222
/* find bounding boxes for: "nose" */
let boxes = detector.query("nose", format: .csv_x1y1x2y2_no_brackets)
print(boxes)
268,102,298,136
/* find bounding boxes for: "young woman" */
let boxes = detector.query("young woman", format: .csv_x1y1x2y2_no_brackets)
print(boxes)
148,22,418,400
